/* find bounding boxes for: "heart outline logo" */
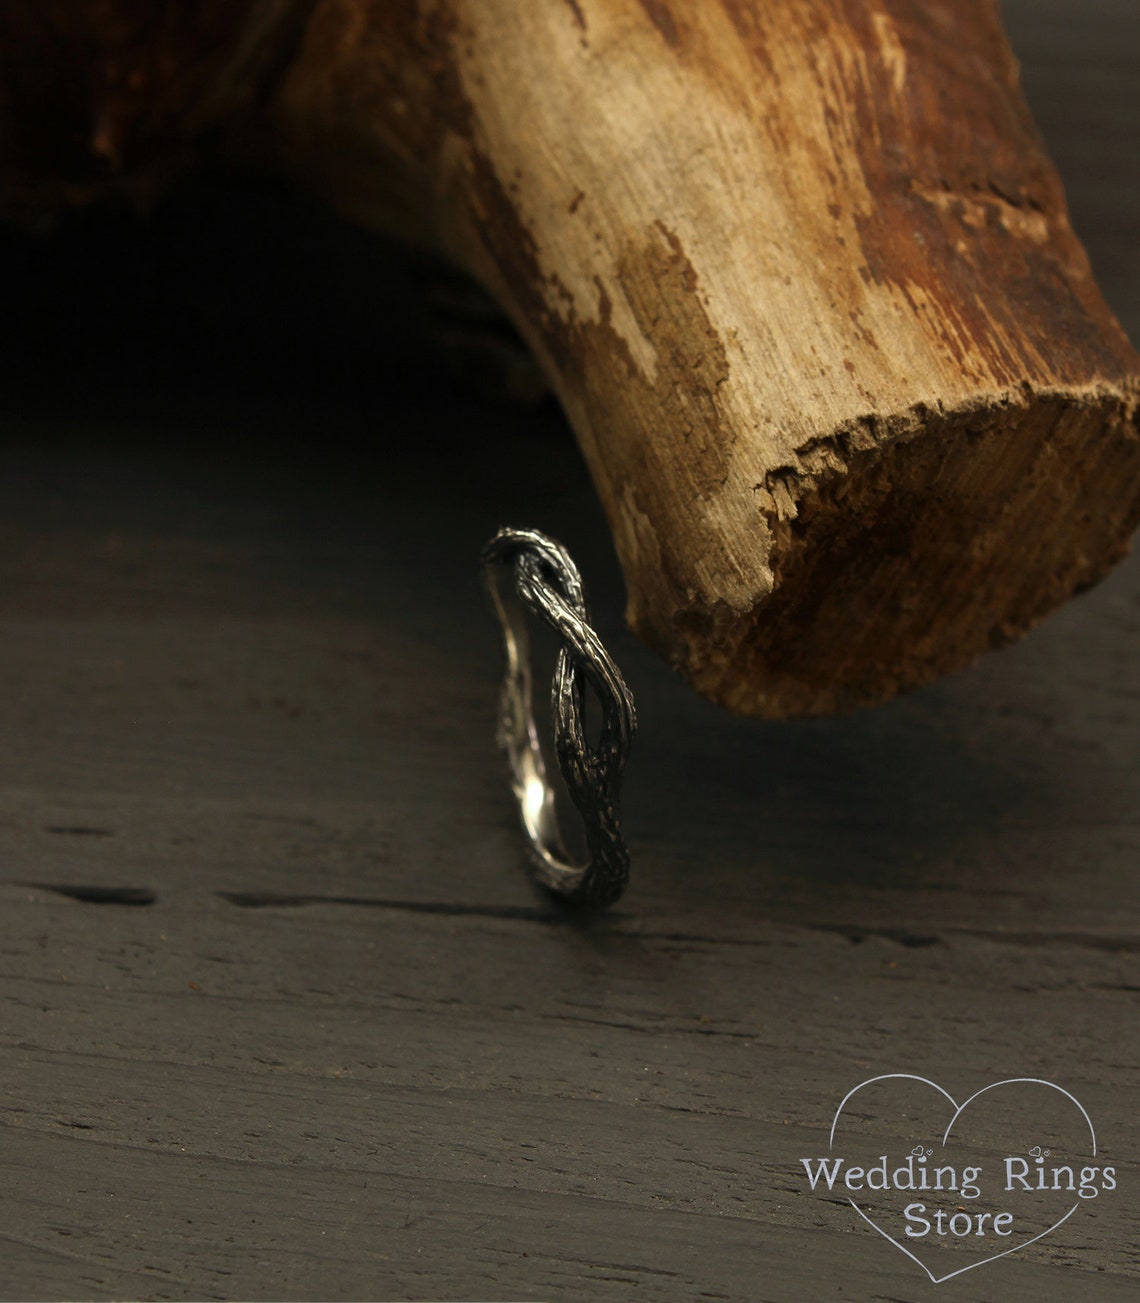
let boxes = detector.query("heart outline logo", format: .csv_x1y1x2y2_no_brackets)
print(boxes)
829,1075,1097,1285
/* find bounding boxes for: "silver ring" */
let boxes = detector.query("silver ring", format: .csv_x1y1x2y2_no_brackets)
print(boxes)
481,527,636,909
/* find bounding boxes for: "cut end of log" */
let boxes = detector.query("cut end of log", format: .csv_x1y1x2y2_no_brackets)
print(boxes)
644,383,1140,717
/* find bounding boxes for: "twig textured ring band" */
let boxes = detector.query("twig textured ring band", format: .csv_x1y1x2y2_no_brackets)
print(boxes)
481,527,636,909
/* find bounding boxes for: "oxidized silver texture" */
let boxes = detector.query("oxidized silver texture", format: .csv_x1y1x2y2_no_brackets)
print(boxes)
481,527,636,909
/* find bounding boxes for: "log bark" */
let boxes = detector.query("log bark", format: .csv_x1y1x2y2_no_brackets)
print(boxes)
3,0,1139,717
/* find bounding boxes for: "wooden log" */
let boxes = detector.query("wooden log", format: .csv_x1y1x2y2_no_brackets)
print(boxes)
269,0,1140,717
3,1,1139,717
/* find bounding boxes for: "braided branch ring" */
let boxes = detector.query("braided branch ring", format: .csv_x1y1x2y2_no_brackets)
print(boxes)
481,527,636,909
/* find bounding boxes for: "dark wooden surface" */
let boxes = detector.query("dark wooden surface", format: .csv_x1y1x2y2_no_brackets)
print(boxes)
0,2,1137,1299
